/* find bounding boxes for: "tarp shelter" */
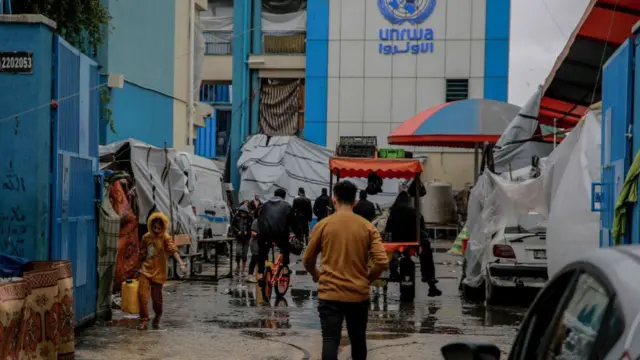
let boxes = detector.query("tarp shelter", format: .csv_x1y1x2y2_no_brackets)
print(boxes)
540,0,640,127
238,135,402,207
99,139,199,246
387,99,519,148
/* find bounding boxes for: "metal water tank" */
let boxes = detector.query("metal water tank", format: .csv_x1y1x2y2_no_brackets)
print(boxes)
423,181,456,224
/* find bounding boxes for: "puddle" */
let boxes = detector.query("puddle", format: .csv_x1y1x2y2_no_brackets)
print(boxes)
461,303,524,327
241,329,289,338
339,332,411,347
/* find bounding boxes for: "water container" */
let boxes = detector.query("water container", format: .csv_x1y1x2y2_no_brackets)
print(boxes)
423,181,456,224
121,279,140,314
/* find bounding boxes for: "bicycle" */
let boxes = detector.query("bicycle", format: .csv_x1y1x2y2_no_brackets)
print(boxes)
260,243,291,300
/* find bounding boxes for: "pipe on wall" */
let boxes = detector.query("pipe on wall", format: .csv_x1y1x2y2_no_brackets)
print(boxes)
230,0,249,190
250,0,262,135
188,0,195,147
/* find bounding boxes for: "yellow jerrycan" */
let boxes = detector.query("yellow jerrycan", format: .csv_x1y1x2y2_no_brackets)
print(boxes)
121,279,140,314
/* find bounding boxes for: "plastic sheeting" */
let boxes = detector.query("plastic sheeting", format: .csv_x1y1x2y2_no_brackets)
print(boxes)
238,135,401,207
99,139,198,247
493,87,554,172
463,109,601,287
200,10,307,33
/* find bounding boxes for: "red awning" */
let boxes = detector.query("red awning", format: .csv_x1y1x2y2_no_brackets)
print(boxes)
540,0,640,128
329,157,423,179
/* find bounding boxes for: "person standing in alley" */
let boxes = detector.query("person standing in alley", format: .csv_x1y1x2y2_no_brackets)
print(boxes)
231,203,253,277
246,213,260,283
385,191,441,297
292,187,313,245
137,212,186,330
353,190,376,222
313,188,331,221
303,180,388,360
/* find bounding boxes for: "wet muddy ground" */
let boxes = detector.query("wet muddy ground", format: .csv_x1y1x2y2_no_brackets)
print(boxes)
75,251,531,359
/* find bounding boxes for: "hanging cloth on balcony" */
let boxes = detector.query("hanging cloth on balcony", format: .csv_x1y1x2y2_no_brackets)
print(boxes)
260,80,301,136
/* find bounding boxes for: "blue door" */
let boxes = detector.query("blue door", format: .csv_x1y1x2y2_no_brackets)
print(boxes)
601,38,635,246
51,36,99,324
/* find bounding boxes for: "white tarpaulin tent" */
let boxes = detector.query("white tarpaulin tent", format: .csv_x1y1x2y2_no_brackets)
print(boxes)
99,139,199,248
463,107,601,287
238,135,402,207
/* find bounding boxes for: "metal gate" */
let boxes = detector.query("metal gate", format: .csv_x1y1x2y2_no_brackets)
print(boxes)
600,38,635,246
51,37,99,324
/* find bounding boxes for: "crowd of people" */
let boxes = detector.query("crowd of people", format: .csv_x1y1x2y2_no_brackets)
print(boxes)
133,181,440,360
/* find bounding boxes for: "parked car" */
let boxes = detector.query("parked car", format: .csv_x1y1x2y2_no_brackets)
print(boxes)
443,245,640,360
461,212,548,304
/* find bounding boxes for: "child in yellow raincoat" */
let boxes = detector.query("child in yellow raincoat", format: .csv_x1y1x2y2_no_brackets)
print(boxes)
137,212,186,330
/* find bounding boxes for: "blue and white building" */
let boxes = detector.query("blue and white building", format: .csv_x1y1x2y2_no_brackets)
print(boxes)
199,0,511,189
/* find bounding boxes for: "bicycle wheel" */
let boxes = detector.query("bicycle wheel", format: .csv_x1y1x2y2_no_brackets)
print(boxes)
274,265,290,298
261,267,274,300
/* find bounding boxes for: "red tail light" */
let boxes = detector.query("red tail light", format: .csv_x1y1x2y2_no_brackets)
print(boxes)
493,244,516,258
620,353,631,360
408,248,416,257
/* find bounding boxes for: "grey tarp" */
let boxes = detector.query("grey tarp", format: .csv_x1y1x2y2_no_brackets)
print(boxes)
99,139,198,248
237,135,402,208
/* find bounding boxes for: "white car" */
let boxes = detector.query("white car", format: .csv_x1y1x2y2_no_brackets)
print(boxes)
484,212,548,304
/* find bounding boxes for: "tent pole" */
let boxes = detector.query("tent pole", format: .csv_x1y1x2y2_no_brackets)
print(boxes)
473,142,479,183
415,174,420,243
553,118,557,149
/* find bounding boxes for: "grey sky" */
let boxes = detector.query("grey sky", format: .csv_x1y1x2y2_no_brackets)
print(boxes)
509,0,590,106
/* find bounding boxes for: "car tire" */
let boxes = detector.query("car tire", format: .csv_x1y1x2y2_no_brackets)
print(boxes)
485,274,499,306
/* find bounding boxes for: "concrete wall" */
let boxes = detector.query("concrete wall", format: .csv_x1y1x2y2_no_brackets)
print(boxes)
421,150,476,190
202,56,233,81
174,0,190,150
0,16,55,260
100,0,176,148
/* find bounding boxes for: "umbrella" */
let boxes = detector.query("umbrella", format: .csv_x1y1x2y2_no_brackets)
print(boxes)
387,99,520,148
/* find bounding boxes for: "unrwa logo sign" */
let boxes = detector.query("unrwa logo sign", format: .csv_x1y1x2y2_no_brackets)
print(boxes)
377,0,436,55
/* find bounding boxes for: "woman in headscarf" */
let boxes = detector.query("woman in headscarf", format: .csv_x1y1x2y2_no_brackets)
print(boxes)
385,191,441,297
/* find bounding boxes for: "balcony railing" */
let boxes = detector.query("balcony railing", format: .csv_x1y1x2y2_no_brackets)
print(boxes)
204,30,307,55
263,31,306,55
204,31,233,55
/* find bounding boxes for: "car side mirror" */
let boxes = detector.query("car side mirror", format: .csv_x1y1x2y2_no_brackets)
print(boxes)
441,341,501,360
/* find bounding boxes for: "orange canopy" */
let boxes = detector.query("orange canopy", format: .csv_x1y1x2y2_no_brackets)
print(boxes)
329,157,423,179
540,0,640,128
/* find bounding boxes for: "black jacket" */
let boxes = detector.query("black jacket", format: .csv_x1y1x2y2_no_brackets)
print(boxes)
313,194,331,220
257,197,297,246
292,196,313,223
385,206,425,243
231,206,253,239
353,199,376,222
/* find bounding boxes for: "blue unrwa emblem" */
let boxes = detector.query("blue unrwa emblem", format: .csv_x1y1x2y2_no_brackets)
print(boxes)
377,0,436,55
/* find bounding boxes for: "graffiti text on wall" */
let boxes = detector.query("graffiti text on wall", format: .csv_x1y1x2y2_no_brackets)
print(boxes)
0,160,28,257
0,205,27,257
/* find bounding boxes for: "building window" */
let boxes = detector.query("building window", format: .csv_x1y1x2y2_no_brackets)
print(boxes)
445,79,469,102
216,110,231,157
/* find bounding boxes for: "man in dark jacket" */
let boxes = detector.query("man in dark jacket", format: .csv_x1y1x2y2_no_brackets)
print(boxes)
353,190,376,222
256,188,297,279
313,188,331,221
292,187,313,244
